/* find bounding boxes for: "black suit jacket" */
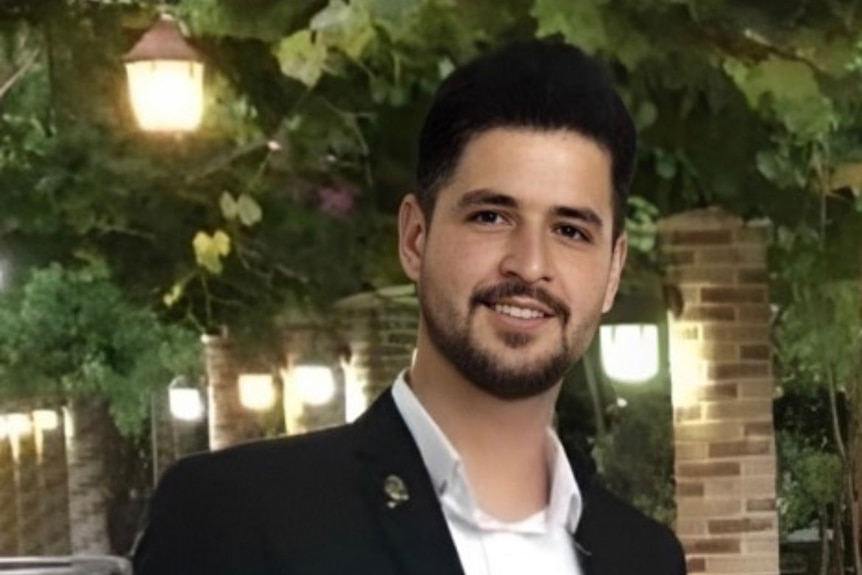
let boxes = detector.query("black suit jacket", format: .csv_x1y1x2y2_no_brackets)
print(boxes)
133,389,686,575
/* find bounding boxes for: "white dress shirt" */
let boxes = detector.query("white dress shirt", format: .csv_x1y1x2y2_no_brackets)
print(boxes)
391,373,584,575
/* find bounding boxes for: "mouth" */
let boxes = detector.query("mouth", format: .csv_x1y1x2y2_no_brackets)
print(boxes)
489,301,553,320
471,281,570,325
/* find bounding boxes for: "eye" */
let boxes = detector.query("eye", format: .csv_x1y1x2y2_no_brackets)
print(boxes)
468,211,506,225
555,224,591,242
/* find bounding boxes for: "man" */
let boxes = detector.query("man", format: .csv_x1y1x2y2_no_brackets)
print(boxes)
133,40,686,575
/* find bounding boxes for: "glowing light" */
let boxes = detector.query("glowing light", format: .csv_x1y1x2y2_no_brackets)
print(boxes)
124,16,204,132
32,409,60,431
169,377,205,421
294,365,336,406
600,324,660,384
342,360,366,423
6,413,32,437
238,374,277,411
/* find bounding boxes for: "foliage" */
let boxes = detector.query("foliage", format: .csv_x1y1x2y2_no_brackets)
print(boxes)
594,390,676,526
3,0,862,541
777,427,841,536
1,0,861,336
0,262,200,434
773,226,862,571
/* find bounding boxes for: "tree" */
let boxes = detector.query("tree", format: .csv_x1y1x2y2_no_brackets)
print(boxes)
774,230,862,575
0,262,200,553
0,262,199,434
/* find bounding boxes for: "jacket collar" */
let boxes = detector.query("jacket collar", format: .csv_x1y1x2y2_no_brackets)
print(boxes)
352,387,602,575
352,388,467,575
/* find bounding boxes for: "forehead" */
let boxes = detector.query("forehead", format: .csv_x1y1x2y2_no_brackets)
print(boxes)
439,127,614,213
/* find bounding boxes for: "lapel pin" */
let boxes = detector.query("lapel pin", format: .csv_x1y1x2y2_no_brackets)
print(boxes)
384,474,409,509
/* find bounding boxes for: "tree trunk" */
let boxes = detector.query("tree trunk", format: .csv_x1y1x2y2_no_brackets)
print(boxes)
836,490,847,575
827,373,852,574
819,510,831,575
846,436,862,575
65,396,111,554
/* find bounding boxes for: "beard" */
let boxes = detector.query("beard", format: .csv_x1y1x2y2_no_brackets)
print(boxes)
418,278,596,400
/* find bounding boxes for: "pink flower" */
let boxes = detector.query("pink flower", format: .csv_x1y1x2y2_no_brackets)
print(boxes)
317,184,357,218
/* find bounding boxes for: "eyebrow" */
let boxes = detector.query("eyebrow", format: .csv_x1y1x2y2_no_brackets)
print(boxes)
457,188,605,229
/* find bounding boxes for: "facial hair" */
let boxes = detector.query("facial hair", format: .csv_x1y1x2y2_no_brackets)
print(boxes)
419,278,594,400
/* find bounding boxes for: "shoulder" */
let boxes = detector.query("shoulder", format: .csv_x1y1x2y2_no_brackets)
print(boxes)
156,423,357,502
133,424,362,572
579,481,686,573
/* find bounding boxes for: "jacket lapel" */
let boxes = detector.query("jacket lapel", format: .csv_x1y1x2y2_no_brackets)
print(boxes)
353,390,466,575
567,445,599,575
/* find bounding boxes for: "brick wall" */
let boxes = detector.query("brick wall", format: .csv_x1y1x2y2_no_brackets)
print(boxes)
0,409,71,556
659,208,779,575
203,333,264,450
334,286,419,408
0,438,17,554
37,419,71,554
277,288,419,434
13,426,40,555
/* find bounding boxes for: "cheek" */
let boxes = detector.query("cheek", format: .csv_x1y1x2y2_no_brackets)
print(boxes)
560,258,614,307
426,232,497,280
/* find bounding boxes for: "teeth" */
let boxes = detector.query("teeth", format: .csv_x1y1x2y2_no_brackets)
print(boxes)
493,304,545,319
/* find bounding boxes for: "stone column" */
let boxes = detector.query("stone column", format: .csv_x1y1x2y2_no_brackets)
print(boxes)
203,333,261,450
0,435,19,554
659,208,779,575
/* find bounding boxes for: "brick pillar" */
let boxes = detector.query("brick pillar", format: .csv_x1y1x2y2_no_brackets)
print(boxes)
13,426,41,555
65,399,110,554
0,436,17,554
333,286,419,412
659,208,779,575
36,416,71,554
203,334,261,450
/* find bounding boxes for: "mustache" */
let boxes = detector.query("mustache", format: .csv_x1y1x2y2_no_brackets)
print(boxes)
470,280,570,322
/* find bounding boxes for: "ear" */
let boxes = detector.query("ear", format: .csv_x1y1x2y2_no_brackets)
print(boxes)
601,233,628,313
398,194,427,282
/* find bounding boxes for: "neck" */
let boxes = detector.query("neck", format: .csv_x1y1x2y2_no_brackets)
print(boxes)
407,329,561,521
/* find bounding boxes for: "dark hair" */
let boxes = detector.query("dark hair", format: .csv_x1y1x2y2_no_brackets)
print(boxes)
415,40,636,240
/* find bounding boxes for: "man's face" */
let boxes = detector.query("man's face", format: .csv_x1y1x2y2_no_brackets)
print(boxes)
399,128,626,400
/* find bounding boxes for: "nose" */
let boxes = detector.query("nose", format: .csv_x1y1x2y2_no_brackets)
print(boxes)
499,225,552,284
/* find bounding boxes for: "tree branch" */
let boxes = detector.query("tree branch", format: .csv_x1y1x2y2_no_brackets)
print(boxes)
0,47,40,102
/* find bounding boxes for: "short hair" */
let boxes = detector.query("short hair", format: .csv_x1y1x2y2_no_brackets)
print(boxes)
415,39,636,240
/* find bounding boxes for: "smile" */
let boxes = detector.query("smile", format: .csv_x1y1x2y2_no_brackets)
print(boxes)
492,304,549,320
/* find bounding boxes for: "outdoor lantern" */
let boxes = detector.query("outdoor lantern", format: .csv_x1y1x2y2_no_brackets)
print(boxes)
169,375,205,421
599,324,660,384
294,364,336,406
123,15,205,132
238,373,277,411
32,409,60,432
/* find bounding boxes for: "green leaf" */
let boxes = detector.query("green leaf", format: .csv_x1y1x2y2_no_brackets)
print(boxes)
531,0,608,53
655,152,677,180
311,0,375,60
276,29,328,87
237,194,263,227
193,230,232,274
219,191,239,220
363,0,421,22
634,101,658,130
162,282,185,308
724,56,835,138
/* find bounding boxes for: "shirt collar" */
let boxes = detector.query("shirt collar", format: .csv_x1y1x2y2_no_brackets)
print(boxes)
391,371,583,533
